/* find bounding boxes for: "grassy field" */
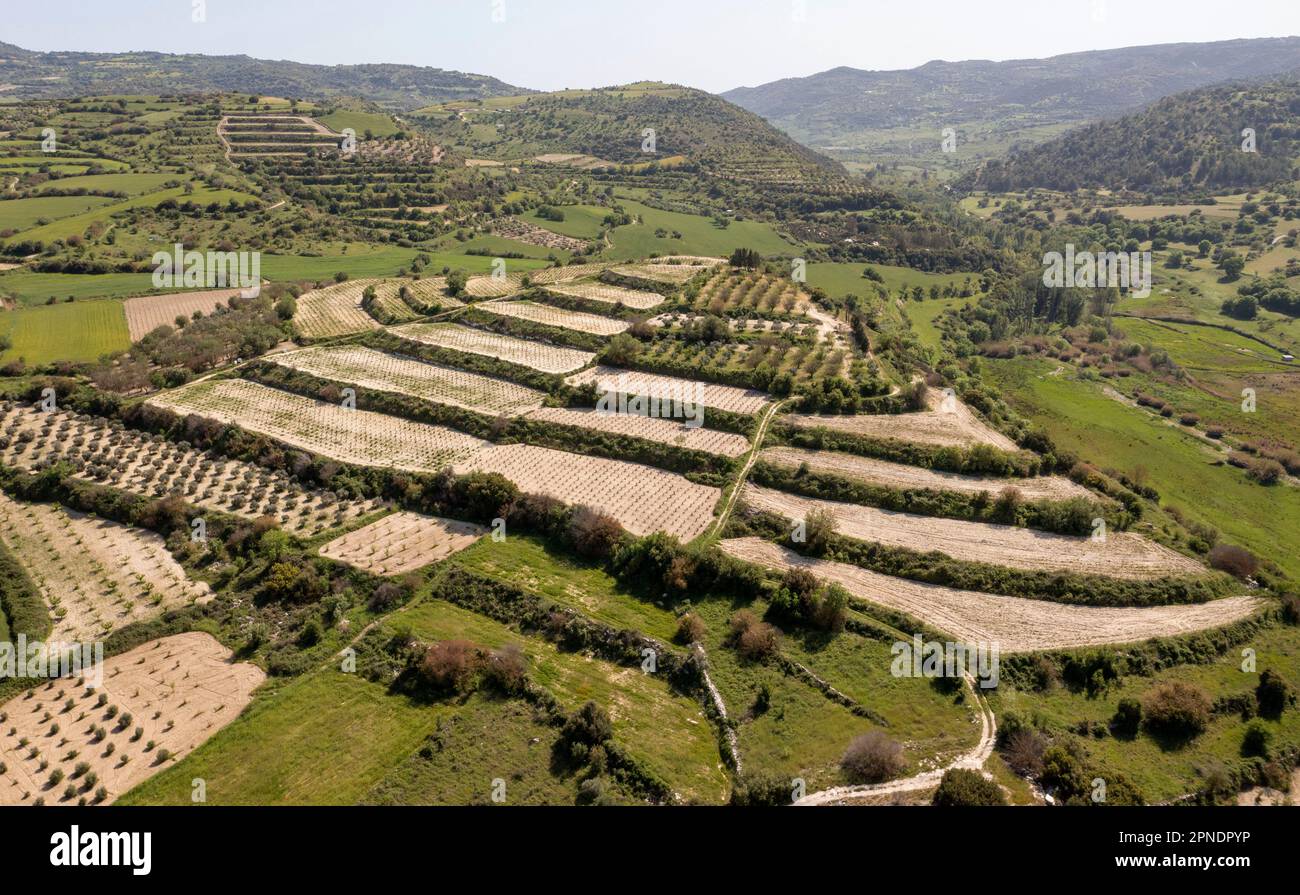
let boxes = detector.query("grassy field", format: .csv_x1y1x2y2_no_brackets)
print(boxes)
0,299,129,364
0,194,117,231
28,172,180,196
606,197,794,259
388,599,728,803
988,356,1300,579
990,624,1300,803
317,110,400,138
806,261,976,301
519,205,609,240
0,270,161,304
452,535,679,641
262,247,552,282
117,670,451,805
905,295,975,353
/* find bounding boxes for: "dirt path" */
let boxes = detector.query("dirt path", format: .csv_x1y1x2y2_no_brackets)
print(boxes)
711,399,789,537
794,674,996,806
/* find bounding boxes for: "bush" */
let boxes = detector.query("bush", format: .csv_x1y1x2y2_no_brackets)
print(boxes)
418,640,485,693
1256,669,1293,718
675,612,706,645
1112,698,1142,737
1001,728,1048,777
1208,544,1259,579
567,506,627,559
840,731,906,783
1143,681,1211,737
728,610,781,661
1242,720,1273,757
561,701,613,747
932,769,1006,806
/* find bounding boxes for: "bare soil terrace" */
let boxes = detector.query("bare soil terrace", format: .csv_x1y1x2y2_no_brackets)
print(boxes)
389,322,595,374
741,484,1205,580
0,632,264,805
455,444,719,540
721,538,1262,652
760,447,1094,501
147,379,488,474
319,512,485,576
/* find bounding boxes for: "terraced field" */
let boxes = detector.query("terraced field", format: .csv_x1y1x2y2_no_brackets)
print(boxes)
390,322,595,374
567,365,770,414
721,538,1263,653
123,288,245,341
528,263,610,285
270,346,547,416
525,406,750,457
609,262,713,285
455,445,719,540
741,484,1205,579
464,274,527,299
0,493,209,643
760,446,1094,501
147,379,488,473
319,513,485,576
0,404,380,537
0,633,263,805
543,281,665,310
480,300,630,336
784,401,1019,451
293,280,383,338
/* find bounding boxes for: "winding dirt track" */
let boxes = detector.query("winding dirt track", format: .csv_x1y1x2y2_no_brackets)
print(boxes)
741,484,1203,580
760,447,1094,502
721,538,1264,653
795,675,997,806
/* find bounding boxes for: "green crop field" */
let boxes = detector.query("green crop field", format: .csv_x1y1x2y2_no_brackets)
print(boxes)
0,270,160,305
0,194,118,231
0,299,129,365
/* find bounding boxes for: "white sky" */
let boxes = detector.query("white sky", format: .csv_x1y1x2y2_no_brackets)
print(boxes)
5,0,1300,93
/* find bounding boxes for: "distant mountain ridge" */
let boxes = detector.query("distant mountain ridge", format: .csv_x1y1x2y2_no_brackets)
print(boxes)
721,38,1300,172
0,41,525,108
960,73,1300,194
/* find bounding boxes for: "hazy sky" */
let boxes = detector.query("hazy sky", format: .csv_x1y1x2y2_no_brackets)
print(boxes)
6,0,1300,93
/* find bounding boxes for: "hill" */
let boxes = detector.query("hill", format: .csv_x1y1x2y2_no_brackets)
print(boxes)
961,76,1300,194
414,83,845,181
0,41,524,108
722,37,1300,174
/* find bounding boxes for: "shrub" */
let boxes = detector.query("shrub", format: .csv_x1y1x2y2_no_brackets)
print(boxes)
840,731,906,783
675,612,706,645
1143,681,1211,737
1242,720,1273,757
418,640,485,693
567,506,627,560
483,643,529,695
1208,544,1259,579
932,769,1006,806
561,701,613,747
1001,728,1048,777
1112,698,1142,737
1256,669,1293,718
728,610,781,660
